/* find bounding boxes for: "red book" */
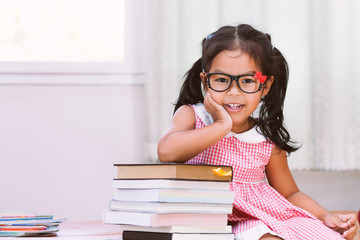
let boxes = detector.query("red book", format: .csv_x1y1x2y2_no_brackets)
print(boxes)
0,226,47,231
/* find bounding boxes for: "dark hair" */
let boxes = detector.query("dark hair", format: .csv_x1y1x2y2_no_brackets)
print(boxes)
174,24,299,154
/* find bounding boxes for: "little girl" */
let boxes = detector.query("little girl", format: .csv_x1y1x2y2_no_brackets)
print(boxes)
157,24,357,240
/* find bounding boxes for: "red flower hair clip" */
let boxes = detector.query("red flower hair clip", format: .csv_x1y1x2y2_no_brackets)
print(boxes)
255,72,267,83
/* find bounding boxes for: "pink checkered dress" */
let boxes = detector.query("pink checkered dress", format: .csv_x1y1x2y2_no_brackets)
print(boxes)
186,104,343,240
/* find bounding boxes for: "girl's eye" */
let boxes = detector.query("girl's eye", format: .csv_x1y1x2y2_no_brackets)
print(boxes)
242,78,254,84
215,78,228,83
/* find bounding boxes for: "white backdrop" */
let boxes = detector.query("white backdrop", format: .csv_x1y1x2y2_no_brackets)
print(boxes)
144,0,360,170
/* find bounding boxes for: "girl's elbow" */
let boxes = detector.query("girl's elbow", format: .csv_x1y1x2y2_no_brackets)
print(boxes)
158,151,170,162
157,146,174,162
158,152,176,162
157,146,185,163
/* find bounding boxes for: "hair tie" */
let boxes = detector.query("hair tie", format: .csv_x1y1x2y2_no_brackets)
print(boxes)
206,33,215,41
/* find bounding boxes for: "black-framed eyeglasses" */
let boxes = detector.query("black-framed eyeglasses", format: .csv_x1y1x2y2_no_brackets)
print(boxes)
204,71,267,94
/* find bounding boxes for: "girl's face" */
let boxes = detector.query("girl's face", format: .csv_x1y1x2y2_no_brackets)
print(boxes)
201,49,273,133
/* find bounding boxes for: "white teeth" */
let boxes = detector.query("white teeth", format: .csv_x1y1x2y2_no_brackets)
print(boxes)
227,104,241,109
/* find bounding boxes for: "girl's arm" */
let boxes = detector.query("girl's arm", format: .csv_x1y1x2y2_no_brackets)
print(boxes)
265,146,357,239
265,147,329,219
158,93,232,162
157,105,230,162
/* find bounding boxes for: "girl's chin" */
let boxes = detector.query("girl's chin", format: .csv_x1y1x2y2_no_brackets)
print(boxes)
229,116,250,131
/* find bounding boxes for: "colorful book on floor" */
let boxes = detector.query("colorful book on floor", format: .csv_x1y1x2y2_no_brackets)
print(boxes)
112,188,234,204
103,209,228,227
0,210,66,237
0,217,67,226
0,211,53,221
122,230,234,240
115,163,233,182
0,225,48,230
109,200,233,214
0,226,59,237
119,224,232,233
112,178,230,190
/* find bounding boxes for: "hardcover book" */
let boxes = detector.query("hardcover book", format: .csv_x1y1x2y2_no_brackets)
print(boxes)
114,163,233,182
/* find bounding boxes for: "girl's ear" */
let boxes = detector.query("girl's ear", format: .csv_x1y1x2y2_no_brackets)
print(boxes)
262,75,274,97
200,72,208,91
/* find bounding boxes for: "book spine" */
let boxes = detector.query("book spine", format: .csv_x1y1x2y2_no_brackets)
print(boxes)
123,231,172,240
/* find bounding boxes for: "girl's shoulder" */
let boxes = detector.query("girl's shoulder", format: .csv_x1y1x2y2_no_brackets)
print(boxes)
174,104,195,117
172,104,196,126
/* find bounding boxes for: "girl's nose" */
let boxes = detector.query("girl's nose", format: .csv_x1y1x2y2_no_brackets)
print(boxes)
226,80,243,95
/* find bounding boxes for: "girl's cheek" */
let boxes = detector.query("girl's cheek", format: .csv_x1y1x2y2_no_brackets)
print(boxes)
211,94,224,106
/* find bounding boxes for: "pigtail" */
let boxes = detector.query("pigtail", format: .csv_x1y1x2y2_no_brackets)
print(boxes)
257,47,300,154
173,57,204,113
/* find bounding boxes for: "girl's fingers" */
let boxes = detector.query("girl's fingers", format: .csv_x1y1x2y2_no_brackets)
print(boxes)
204,92,215,112
205,92,221,113
206,92,218,108
339,214,356,226
346,214,356,225
342,224,357,239
204,92,232,127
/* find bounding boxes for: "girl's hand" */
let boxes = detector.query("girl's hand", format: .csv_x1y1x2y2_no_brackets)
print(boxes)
203,92,232,132
323,213,357,239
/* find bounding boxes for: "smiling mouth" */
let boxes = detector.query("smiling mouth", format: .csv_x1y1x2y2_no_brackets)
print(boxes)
225,104,244,110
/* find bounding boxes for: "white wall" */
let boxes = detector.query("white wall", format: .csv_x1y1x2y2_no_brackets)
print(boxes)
0,84,145,221
0,0,147,221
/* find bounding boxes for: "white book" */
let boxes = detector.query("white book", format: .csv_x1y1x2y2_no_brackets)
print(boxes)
119,224,232,233
122,230,234,240
0,218,66,226
112,188,234,204
112,179,230,190
109,200,233,214
103,209,228,227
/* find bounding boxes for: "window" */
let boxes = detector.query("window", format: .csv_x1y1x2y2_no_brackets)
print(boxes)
0,0,145,83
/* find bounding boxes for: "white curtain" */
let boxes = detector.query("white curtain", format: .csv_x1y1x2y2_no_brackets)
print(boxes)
144,0,360,170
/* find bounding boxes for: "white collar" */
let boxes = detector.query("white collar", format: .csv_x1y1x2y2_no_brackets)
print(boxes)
193,103,267,143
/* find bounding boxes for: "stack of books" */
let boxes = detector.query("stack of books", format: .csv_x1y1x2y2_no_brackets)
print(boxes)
0,210,66,237
103,163,235,240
